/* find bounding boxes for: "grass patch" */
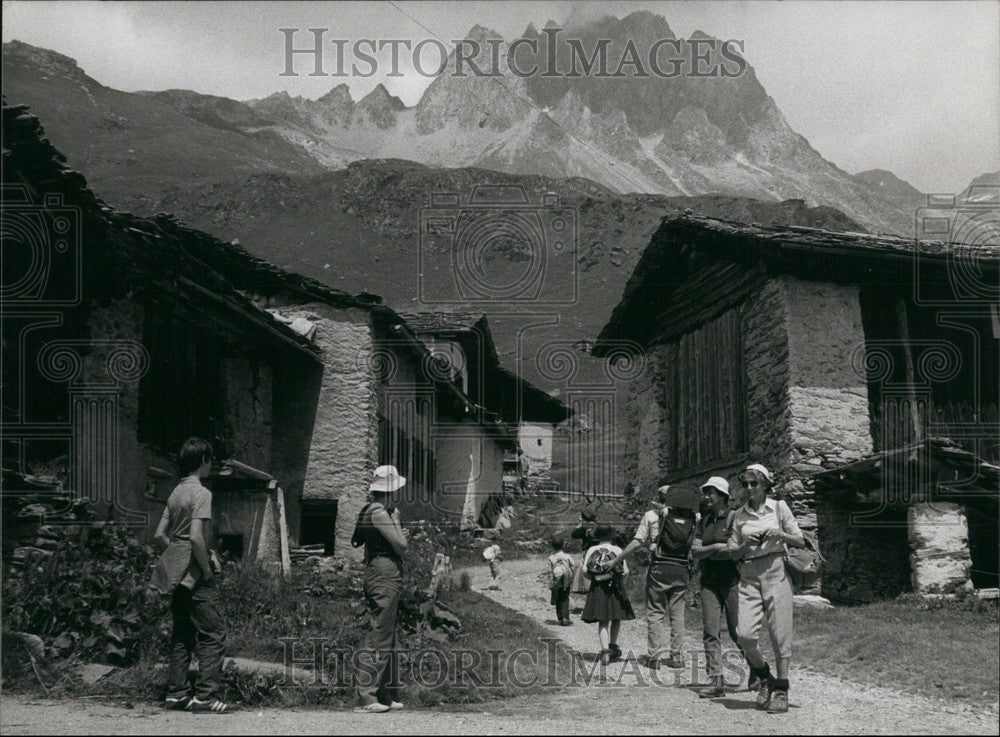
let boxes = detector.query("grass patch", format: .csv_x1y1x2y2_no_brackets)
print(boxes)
791,595,999,704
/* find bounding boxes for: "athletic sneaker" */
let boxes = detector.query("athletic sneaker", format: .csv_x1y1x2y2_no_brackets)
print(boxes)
186,697,233,713
164,696,190,711
389,702,404,710
353,703,390,714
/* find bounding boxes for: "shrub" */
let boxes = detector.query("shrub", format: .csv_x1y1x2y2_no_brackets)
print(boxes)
2,522,166,666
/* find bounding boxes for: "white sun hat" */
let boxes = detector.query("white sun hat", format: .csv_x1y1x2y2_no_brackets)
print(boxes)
700,476,731,498
483,544,501,561
370,464,406,493
745,463,773,484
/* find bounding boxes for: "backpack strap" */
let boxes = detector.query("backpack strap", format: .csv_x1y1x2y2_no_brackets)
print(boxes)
350,502,376,548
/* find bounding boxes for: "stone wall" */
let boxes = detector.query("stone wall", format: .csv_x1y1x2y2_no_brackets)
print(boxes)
77,297,161,530
432,426,504,529
908,502,974,594
816,498,911,602
741,278,794,483
518,422,554,476
622,343,671,499
223,358,273,468
278,303,379,559
781,278,874,528
214,490,281,564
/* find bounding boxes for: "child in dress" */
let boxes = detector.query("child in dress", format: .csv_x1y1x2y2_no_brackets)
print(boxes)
582,525,635,665
548,537,575,626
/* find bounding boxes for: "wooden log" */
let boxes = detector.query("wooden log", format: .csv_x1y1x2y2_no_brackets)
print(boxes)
276,486,292,577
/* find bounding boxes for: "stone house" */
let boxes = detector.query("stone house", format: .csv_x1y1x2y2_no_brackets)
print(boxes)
593,213,999,601
2,104,522,561
399,312,572,509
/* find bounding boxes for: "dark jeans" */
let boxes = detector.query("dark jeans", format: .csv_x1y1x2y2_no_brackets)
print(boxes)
355,557,402,707
701,577,742,679
551,587,570,621
166,581,227,701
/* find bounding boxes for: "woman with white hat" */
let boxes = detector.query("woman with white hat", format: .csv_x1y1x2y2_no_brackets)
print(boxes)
351,465,409,714
727,463,806,714
691,476,743,699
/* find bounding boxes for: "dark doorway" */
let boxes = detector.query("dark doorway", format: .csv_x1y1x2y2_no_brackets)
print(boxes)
965,499,1000,589
300,499,338,555
219,534,245,560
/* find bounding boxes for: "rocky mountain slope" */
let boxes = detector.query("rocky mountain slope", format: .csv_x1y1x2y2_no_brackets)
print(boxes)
123,158,865,390
1,40,325,200
4,13,915,236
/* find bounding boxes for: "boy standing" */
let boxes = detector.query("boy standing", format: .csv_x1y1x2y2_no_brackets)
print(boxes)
548,537,575,626
150,437,229,713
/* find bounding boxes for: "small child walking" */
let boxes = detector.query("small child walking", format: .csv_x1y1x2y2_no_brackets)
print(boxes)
484,544,504,590
582,525,635,665
548,537,575,626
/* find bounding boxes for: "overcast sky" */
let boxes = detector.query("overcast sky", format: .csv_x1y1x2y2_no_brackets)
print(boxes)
3,0,997,193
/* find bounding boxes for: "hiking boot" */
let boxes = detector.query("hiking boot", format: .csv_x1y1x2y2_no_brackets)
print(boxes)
755,679,773,710
608,644,622,662
747,671,761,692
698,676,726,699
767,689,788,714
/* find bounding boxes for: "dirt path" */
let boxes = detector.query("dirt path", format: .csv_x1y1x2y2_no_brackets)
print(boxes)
2,557,997,735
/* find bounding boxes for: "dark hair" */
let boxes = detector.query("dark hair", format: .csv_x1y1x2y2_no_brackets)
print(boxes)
551,536,565,551
580,509,597,523
178,437,213,476
594,525,615,543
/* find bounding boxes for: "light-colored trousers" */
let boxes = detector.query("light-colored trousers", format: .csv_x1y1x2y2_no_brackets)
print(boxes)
736,552,793,664
646,561,688,660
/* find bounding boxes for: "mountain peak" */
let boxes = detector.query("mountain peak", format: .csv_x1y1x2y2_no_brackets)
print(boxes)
464,24,503,42
318,83,353,107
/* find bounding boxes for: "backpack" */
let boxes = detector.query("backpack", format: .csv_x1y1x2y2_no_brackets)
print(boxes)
586,547,617,582
350,503,376,549
656,508,696,560
550,560,570,589
784,529,825,594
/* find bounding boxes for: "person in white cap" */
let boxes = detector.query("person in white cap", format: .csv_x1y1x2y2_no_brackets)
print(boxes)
728,463,806,714
351,465,409,714
691,476,744,699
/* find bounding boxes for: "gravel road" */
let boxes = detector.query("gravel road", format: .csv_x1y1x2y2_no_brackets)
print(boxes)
2,557,996,735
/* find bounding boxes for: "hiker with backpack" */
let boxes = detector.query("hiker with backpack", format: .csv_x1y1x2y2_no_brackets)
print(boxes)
727,463,806,715
581,525,634,664
608,485,701,671
350,465,409,714
547,536,575,626
690,476,744,699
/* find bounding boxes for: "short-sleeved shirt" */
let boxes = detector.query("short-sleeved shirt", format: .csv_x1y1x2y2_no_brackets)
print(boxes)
728,497,801,559
162,475,213,589
694,510,739,586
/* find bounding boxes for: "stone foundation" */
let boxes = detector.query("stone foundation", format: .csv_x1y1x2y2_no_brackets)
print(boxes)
908,502,974,594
